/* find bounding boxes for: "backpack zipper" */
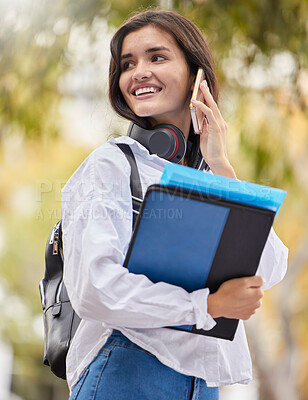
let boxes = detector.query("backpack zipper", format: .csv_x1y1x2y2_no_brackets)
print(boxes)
49,221,61,255
53,229,59,255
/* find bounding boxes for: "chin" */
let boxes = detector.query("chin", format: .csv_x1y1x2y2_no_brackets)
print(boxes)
133,107,160,118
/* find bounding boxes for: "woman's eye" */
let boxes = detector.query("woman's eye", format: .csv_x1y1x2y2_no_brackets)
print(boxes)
152,55,166,62
122,61,134,71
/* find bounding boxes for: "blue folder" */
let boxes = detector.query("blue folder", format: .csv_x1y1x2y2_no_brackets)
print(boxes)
124,174,285,340
160,163,286,213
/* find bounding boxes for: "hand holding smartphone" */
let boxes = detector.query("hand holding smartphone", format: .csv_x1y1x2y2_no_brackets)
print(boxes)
190,68,206,134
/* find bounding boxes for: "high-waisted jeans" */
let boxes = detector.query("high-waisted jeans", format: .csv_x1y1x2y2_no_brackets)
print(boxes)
69,330,219,400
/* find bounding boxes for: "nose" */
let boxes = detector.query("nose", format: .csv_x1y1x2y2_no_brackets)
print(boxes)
132,61,152,81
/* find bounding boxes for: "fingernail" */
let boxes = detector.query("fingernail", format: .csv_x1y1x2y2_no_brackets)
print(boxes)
201,81,208,89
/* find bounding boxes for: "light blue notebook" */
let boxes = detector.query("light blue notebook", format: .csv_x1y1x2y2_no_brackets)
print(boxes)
159,163,286,213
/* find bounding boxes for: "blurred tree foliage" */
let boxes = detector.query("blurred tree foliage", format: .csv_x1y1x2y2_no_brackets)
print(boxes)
110,0,308,64
0,0,107,140
1,0,308,399
1,0,307,182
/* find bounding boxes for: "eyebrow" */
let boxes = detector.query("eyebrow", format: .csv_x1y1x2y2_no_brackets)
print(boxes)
120,46,171,61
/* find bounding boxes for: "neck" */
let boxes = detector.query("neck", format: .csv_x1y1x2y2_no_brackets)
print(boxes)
148,109,191,141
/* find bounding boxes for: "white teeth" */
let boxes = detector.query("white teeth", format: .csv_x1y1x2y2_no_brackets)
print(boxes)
134,87,159,96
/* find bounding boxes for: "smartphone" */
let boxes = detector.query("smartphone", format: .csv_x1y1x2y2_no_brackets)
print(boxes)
190,68,205,134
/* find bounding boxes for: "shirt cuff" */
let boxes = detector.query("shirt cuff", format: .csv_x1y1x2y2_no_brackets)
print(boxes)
190,288,217,330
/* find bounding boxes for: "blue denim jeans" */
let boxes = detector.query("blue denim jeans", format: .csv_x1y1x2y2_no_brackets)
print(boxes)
69,330,219,400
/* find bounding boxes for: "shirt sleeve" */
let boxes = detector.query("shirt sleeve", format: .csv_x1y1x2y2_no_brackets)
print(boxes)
256,227,288,290
62,142,216,331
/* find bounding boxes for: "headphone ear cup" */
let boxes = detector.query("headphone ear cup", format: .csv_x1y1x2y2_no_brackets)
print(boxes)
153,124,186,163
147,129,175,159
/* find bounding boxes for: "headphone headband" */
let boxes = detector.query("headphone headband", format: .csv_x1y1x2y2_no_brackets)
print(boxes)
127,122,207,170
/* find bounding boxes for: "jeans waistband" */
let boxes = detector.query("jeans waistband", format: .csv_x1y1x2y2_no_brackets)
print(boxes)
106,329,144,351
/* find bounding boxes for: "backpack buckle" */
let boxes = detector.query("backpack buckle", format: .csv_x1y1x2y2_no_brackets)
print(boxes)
52,303,62,317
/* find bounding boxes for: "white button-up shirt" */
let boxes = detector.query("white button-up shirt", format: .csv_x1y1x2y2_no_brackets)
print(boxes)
62,136,288,393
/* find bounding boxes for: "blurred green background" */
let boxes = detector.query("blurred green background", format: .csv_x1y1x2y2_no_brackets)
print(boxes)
0,0,308,399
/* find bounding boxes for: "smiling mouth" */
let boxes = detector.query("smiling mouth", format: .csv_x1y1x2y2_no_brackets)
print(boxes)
133,87,161,96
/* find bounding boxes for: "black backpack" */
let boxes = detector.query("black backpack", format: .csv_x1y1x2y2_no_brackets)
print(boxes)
39,143,143,379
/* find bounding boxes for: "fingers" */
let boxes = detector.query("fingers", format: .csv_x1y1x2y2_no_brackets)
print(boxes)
199,81,216,106
226,275,265,289
239,275,265,302
190,78,231,173
199,80,223,119
210,276,265,320
246,275,265,288
241,298,263,320
190,81,228,133
191,98,216,126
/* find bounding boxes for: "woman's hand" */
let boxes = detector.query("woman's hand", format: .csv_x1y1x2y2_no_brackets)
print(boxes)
207,276,265,320
191,81,236,179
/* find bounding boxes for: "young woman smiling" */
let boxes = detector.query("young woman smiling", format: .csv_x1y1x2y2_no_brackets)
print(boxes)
62,9,288,400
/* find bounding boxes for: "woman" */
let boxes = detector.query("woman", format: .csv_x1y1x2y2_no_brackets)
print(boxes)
62,9,288,400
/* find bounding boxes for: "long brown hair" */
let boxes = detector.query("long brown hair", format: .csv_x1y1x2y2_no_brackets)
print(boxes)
109,9,218,167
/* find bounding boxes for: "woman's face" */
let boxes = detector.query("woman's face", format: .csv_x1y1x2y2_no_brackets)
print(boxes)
119,25,194,136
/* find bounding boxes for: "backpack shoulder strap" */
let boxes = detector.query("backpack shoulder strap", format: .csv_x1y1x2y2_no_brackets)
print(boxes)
115,142,142,199
115,143,143,226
